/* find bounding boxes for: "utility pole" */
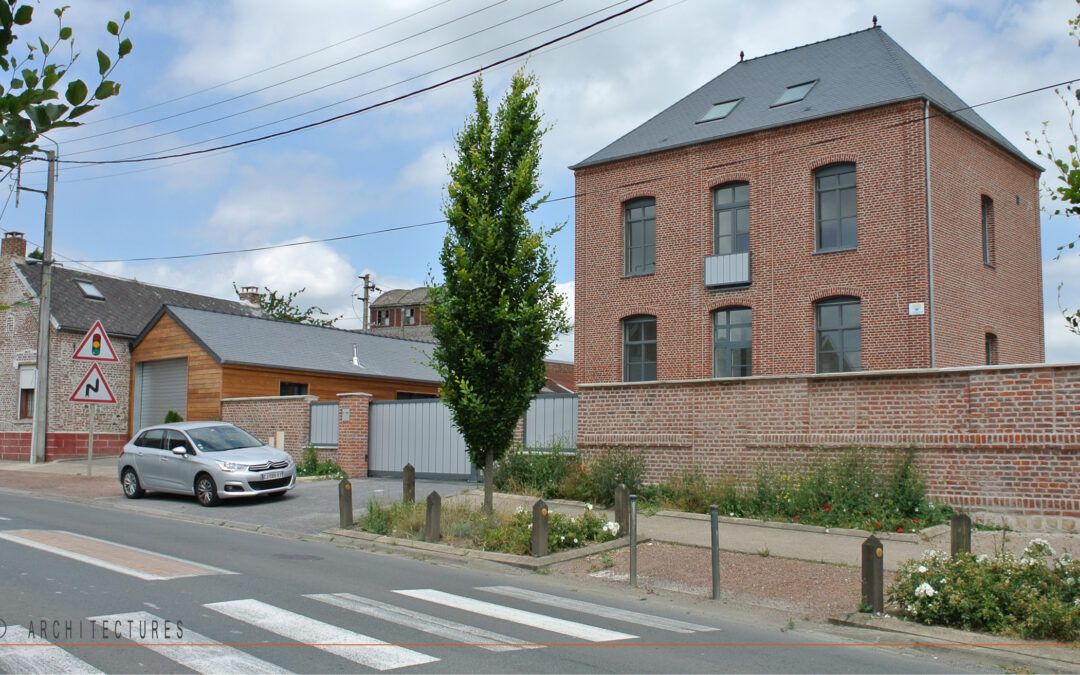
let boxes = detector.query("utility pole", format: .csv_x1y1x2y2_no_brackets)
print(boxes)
360,274,379,331
24,150,57,464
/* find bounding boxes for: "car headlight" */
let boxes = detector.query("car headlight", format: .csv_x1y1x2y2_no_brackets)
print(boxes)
216,461,248,472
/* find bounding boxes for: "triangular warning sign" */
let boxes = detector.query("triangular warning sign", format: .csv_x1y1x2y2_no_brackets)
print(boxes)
72,320,119,362
69,363,117,404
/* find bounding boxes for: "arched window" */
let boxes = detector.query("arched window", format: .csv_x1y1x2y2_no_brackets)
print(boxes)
985,333,998,366
624,198,655,275
713,182,749,255
713,307,751,377
815,163,856,251
982,196,995,266
815,296,861,373
623,315,657,382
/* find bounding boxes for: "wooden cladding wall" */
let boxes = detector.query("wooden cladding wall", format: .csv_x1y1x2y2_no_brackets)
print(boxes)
221,364,440,403
129,313,223,432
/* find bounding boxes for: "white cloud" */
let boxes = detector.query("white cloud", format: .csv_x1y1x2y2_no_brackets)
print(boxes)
395,143,451,199
547,280,574,362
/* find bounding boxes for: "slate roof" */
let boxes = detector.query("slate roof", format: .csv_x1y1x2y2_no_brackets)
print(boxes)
144,305,441,383
371,287,432,308
15,261,261,339
571,27,1038,171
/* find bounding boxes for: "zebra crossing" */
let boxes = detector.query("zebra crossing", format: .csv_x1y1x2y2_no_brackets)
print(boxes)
1,586,720,673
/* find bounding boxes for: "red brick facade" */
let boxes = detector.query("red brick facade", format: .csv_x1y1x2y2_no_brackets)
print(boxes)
220,395,317,461
572,101,1043,383
578,363,1080,527
0,432,126,460
337,392,372,478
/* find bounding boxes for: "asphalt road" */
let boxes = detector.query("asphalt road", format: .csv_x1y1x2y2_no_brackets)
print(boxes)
0,492,993,674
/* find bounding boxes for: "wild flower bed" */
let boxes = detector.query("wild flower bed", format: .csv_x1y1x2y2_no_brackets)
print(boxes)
496,444,952,533
357,498,619,556
296,445,346,479
890,539,1080,640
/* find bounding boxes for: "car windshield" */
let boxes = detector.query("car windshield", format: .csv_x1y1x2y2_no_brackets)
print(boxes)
186,426,262,452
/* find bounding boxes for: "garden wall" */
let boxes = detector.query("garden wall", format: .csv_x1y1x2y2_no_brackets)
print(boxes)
577,363,1080,529
221,394,318,461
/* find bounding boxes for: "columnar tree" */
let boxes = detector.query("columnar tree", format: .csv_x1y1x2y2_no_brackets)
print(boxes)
429,71,569,515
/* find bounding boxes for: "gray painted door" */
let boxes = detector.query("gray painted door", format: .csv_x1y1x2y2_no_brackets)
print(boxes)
133,358,188,431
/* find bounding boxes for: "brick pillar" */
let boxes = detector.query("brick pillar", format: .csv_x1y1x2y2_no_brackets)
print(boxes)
337,392,372,478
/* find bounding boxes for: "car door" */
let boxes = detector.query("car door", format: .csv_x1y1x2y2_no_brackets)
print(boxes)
161,430,201,493
132,429,168,489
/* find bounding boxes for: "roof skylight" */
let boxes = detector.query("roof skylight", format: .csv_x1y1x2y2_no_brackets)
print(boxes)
75,280,105,300
697,99,741,123
773,80,817,107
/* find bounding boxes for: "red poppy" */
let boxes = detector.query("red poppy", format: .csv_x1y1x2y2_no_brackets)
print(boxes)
876,522,882,528
913,519,919,523
793,515,799,521
897,527,904,533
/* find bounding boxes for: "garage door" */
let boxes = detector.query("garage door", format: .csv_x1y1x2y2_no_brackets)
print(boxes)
133,358,188,430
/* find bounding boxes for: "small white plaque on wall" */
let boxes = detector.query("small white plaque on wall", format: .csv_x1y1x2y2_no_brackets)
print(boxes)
908,302,926,316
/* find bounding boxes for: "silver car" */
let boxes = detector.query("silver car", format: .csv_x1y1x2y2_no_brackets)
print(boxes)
118,422,296,506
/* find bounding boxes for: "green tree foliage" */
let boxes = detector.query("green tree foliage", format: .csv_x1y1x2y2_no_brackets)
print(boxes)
1028,1,1080,335
0,2,132,168
428,71,569,515
235,283,340,327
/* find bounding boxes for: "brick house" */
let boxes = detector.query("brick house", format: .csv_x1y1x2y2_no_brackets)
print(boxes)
571,27,1043,384
0,232,261,460
368,287,435,342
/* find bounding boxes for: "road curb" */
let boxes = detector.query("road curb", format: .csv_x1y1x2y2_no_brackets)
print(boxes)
829,612,1080,666
325,527,630,569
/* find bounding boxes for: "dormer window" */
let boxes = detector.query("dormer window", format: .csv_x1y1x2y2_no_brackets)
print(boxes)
697,99,741,123
773,80,816,107
75,280,104,300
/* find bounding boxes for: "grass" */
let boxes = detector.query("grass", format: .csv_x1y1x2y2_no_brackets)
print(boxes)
296,444,346,479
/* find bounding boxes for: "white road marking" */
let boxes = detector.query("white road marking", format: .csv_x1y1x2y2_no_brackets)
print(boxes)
0,530,234,581
87,612,287,674
205,599,437,671
0,516,12,521
308,593,541,653
479,586,717,633
393,589,636,642
0,628,103,674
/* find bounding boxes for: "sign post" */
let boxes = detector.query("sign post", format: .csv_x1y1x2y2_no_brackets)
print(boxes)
71,322,118,476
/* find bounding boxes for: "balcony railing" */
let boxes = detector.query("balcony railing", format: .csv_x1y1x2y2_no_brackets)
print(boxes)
704,251,750,287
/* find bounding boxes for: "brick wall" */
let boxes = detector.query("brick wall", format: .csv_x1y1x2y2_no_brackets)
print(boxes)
0,432,126,460
578,363,1080,528
220,395,316,461
337,393,371,477
573,100,1043,383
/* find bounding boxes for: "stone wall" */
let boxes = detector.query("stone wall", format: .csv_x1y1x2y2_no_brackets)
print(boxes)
578,363,1080,529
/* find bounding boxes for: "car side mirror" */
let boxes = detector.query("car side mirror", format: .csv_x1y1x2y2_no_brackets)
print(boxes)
171,445,187,456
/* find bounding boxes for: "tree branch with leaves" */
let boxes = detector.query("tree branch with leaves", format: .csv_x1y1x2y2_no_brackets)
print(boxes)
0,1,132,168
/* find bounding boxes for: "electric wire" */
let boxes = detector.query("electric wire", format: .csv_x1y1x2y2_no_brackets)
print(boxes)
65,0,509,144
62,74,1078,265
74,0,455,129
41,0,655,167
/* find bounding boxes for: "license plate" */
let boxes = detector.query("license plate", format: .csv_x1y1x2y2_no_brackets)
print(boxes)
263,470,285,480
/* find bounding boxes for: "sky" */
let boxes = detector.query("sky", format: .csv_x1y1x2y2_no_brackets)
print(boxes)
3,0,1079,363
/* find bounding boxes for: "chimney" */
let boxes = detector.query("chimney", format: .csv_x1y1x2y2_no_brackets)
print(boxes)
238,285,262,307
1,231,26,260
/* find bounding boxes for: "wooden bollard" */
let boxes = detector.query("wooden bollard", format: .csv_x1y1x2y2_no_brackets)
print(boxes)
861,534,884,613
403,463,416,504
338,478,353,528
425,491,441,542
532,499,549,557
950,514,972,556
614,483,629,535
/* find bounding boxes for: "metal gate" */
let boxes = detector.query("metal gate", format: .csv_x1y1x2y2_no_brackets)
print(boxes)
523,394,577,449
309,402,338,447
368,399,475,479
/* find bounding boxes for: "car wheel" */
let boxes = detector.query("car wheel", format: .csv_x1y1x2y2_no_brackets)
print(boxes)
121,468,144,499
195,474,221,507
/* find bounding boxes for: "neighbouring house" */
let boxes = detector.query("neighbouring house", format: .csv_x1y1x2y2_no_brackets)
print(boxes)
368,287,434,342
369,285,576,392
0,231,262,460
571,26,1043,384
130,305,442,431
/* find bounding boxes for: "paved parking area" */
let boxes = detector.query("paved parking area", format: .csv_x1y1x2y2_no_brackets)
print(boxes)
99,475,477,535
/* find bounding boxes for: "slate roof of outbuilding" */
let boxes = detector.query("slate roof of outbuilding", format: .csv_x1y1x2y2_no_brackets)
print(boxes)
571,27,1038,171
371,287,432,308
142,305,441,383
16,262,261,339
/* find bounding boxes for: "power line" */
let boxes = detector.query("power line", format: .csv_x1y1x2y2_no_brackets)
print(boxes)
60,0,618,164
45,0,657,167
64,74,1078,265
64,0,510,146
75,0,456,128
49,0,694,185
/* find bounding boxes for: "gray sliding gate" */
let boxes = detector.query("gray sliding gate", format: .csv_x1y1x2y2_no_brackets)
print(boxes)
367,394,578,479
